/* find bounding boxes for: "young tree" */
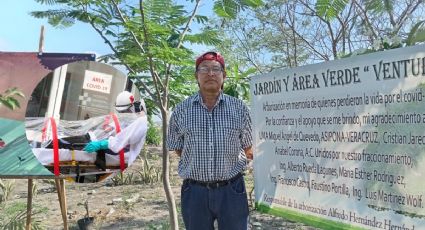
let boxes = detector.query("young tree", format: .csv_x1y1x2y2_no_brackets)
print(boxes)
31,0,262,228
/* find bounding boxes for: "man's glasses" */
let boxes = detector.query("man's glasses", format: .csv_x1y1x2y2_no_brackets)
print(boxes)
197,66,223,74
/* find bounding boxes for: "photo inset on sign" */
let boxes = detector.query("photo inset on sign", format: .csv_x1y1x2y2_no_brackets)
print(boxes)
24,61,148,183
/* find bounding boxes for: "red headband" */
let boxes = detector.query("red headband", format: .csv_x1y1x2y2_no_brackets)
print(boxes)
195,52,225,70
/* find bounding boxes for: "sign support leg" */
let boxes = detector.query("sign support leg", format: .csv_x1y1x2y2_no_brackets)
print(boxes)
25,179,33,230
55,178,68,230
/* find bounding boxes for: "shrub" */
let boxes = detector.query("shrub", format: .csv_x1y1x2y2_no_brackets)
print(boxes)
0,201,46,230
146,117,162,146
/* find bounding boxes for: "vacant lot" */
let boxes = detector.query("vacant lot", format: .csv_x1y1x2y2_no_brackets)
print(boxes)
1,146,319,229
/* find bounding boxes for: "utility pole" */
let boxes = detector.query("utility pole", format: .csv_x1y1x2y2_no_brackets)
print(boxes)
38,25,44,53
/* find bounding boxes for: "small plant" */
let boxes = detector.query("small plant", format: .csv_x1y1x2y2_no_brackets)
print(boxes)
110,172,137,186
0,210,45,230
0,179,15,203
138,162,155,184
0,210,44,230
137,151,162,184
146,117,162,146
76,195,95,229
84,199,89,217
121,197,137,212
0,202,46,230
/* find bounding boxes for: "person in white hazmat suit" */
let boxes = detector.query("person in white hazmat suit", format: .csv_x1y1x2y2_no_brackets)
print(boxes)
84,91,148,165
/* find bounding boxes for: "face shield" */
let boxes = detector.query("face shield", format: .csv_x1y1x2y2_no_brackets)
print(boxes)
115,103,135,113
115,91,146,114
115,91,135,113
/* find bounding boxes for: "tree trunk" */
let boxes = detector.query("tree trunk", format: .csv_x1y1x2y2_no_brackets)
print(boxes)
161,109,178,229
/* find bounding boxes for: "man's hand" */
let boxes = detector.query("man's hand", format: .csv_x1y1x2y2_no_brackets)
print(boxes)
175,150,182,157
84,140,109,153
244,146,253,160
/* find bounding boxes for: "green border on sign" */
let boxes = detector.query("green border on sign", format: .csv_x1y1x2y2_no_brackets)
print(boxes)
256,202,366,230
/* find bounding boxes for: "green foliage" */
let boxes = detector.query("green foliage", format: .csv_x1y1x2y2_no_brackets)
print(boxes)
31,0,203,114
184,30,222,46
137,148,162,184
365,0,395,14
315,0,349,20
138,157,161,185
146,117,162,146
110,149,161,186
214,0,264,19
0,202,46,230
223,64,256,103
0,87,25,111
110,163,161,186
31,0,264,119
214,0,239,19
406,20,425,45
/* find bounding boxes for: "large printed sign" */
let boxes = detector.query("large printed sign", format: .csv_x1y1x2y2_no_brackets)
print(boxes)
252,45,425,229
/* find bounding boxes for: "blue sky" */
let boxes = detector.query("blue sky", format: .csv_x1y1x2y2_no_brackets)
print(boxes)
0,0,111,56
0,1,212,57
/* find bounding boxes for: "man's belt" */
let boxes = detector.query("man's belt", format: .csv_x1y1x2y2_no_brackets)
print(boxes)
185,173,243,189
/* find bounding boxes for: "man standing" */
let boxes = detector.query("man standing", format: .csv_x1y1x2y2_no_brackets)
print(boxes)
168,51,253,230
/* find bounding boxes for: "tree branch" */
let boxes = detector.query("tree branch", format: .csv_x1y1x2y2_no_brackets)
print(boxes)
164,0,201,100
385,0,396,27
353,0,378,39
299,0,337,58
232,27,263,72
287,2,329,61
76,2,157,99
139,0,164,109
110,0,146,53
89,18,156,98
111,0,164,94
286,4,298,67
394,0,422,35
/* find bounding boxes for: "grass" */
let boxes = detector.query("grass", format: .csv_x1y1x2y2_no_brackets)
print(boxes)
0,201,47,230
0,179,15,203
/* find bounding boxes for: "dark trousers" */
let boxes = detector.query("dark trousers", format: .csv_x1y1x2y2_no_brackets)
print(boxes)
181,175,249,230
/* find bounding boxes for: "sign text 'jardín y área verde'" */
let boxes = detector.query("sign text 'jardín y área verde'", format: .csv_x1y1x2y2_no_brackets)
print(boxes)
251,45,425,230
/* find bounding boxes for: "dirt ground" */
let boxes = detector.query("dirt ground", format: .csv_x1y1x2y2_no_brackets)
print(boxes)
1,146,320,229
